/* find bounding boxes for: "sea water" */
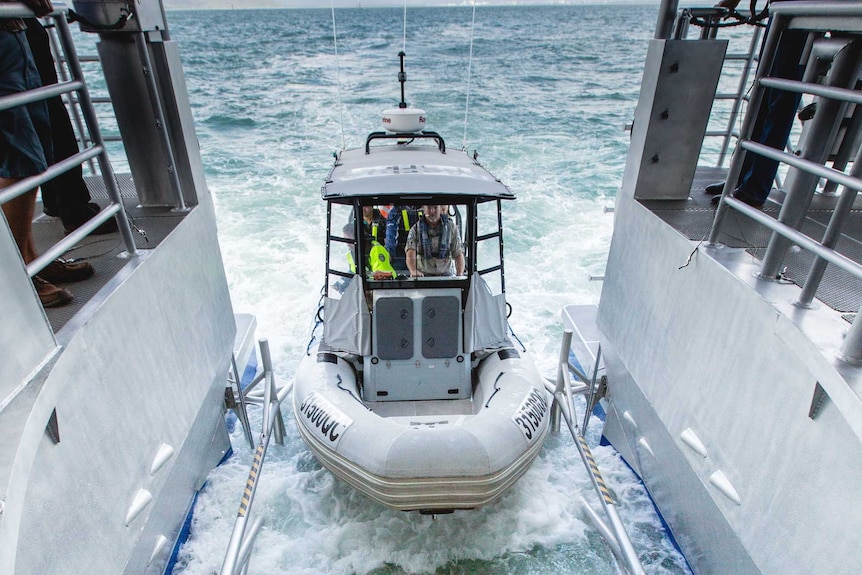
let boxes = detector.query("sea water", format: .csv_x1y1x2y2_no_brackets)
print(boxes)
157,5,694,574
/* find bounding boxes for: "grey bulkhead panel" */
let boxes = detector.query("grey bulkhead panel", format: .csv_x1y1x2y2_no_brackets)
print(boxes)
367,288,470,401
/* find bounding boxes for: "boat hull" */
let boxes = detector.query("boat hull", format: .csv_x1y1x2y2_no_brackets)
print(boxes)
0,204,236,575
293,346,550,512
594,195,862,574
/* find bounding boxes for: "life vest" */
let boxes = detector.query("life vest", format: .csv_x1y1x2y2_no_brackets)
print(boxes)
389,207,418,252
347,219,395,277
368,241,395,276
368,220,395,275
417,214,452,260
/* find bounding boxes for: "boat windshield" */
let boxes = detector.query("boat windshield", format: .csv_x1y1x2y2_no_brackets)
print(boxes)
326,200,481,297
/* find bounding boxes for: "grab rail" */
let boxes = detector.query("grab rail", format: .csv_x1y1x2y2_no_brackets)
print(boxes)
546,330,645,575
0,3,137,269
220,339,292,575
365,130,446,154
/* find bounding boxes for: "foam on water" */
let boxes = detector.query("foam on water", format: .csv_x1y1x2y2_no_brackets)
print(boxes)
162,5,692,574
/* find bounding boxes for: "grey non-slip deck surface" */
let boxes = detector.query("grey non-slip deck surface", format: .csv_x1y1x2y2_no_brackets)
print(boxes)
33,174,187,332
643,166,862,315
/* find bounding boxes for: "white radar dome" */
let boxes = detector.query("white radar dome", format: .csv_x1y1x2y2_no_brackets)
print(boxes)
381,108,426,133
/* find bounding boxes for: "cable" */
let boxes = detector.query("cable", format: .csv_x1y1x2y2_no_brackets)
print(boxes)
402,0,407,55
330,1,346,150
462,2,477,150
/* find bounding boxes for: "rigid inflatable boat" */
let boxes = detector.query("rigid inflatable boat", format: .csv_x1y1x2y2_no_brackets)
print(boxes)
292,102,550,513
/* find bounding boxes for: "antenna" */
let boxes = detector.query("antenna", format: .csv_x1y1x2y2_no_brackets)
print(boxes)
462,2,477,150
380,51,426,134
398,51,407,109
331,2,346,149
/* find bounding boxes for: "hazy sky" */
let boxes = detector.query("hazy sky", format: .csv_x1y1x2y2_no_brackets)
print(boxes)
163,0,663,10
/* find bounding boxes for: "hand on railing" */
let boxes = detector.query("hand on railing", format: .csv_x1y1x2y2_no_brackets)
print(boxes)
20,0,52,17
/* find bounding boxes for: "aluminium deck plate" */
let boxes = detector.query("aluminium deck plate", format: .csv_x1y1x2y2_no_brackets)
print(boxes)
642,166,862,315
33,174,187,332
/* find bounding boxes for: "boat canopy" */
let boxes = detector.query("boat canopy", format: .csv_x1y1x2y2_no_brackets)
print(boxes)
322,145,515,202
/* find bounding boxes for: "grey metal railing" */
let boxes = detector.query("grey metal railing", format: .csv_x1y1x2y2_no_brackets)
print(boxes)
674,7,728,40
44,20,97,173
0,3,137,273
659,1,766,170
546,330,645,575
673,7,763,168
220,339,292,575
226,353,255,451
44,23,124,172
708,2,862,363
712,27,762,166
654,0,680,40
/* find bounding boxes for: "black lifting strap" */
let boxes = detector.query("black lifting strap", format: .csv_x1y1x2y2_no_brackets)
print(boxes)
67,9,130,31
688,0,770,30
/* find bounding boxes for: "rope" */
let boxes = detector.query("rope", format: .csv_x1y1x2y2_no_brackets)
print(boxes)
330,1,346,150
462,2,476,150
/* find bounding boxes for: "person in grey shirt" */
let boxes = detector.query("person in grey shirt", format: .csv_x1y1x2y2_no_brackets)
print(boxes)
405,204,464,277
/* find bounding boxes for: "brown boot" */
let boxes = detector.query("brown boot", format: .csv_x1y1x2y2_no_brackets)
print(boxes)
33,276,73,308
39,258,95,284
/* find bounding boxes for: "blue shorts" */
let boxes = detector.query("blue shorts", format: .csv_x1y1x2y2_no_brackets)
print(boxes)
0,29,52,179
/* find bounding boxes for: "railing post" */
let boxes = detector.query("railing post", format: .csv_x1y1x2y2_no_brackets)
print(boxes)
839,310,862,364
759,39,862,280
796,143,862,307
717,27,762,167
260,339,274,436
709,14,788,245
230,354,255,450
53,12,138,257
551,330,574,434
673,9,690,40
655,0,680,40
582,345,602,432
45,21,96,174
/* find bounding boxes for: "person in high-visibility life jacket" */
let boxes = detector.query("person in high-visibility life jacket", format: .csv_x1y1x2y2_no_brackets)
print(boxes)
405,205,465,278
344,206,396,279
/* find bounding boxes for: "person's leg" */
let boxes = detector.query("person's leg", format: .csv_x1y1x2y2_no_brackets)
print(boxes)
23,19,104,232
735,28,807,206
22,19,58,216
0,31,75,306
736,86,802,204
0,178,37,262
41,90,110,233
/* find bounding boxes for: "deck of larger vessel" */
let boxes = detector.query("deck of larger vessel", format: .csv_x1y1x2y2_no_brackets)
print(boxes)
33,174,188,334
645,166,862,320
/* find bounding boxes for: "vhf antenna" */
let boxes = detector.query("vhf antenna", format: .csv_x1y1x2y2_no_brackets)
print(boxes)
398,51,407,109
